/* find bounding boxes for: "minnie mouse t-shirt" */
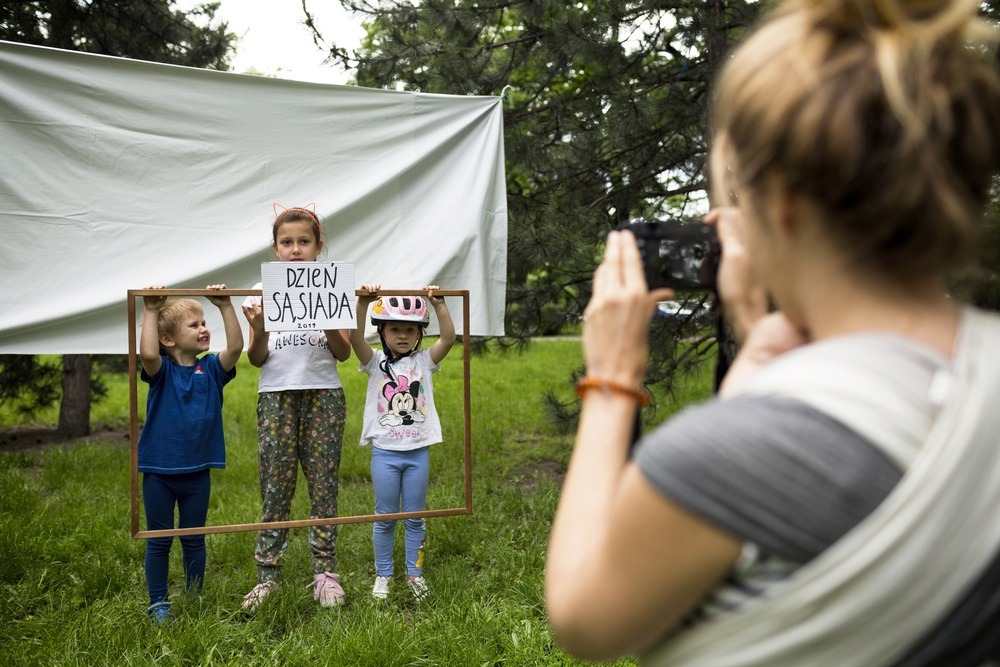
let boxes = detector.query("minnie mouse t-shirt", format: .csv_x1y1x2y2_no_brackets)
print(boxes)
359,348,442,451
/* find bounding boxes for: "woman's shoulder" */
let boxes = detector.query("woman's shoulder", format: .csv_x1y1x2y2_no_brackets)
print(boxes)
635,394,903,562
637,393,901,477
730,331,949,468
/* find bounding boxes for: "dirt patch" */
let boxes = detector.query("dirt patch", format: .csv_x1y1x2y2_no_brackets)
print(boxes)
510,459,565,493
0,427,130,453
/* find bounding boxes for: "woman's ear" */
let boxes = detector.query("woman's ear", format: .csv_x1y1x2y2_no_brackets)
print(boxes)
761,172,802,240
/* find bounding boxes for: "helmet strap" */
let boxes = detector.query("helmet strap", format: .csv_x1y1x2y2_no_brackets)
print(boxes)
376,323,424,381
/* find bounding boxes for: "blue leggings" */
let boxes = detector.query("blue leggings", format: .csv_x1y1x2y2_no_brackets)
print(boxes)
371,446,429,577
142,470,211,604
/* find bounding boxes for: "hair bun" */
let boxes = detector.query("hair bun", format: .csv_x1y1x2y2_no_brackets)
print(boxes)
798,0,982,40
711,0,1000,283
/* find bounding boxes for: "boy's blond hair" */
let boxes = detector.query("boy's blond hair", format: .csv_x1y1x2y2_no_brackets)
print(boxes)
156,298,203,354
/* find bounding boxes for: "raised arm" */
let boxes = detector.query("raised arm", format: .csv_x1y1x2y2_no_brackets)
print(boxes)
242,299,269,368
545,232,741,660
323,329,351,362
425,285,455,364
206,284,244,372
349,283,380,366
139,286,167,378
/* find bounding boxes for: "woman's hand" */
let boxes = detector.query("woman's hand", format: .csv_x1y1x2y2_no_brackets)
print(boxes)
706,207,768,343
707,207,809,394
547,233,742,662
582,231,673,386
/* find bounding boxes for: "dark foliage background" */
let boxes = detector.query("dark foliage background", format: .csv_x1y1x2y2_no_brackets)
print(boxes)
2,1,997,435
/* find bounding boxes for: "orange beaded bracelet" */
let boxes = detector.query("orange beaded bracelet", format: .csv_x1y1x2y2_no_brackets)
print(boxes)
574,376,652,405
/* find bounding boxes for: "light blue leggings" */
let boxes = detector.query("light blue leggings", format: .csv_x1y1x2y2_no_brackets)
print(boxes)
371,446,429,577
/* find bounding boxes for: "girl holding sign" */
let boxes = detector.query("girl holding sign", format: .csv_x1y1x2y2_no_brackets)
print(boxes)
240,205,352,610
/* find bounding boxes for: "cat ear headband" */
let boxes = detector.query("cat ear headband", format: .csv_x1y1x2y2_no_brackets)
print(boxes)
272,202,319,224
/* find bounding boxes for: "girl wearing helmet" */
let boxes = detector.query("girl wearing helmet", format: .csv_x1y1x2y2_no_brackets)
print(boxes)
350,283,455,601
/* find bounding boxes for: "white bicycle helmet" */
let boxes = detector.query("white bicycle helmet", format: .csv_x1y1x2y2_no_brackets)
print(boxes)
370,295,430,326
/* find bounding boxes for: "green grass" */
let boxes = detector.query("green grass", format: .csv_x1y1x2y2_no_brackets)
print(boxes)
0,339,713,666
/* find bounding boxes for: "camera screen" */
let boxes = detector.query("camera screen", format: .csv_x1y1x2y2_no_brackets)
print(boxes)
622,220,719,290
657,237,716,289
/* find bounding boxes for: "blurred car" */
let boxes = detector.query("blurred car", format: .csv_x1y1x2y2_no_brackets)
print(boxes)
655,299,712,322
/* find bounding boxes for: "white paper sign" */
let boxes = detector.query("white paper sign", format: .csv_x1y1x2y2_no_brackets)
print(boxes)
261,262,356,332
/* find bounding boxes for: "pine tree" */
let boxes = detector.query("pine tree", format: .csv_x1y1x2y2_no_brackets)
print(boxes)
313,0,1000,420
312,0,762,415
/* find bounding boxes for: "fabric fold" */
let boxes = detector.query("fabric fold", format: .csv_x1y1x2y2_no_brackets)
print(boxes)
645,307,1000,666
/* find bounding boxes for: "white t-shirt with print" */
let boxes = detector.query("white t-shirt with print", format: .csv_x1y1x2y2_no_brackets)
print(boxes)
359,348,442,451
244,285,344,393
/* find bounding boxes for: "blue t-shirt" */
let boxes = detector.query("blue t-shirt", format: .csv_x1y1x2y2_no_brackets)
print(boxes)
138,354,236,474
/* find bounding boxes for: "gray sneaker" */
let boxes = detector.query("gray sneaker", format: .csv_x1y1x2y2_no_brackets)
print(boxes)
147,600,173,625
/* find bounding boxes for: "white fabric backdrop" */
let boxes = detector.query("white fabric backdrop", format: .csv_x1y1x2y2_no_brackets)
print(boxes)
0,40,507,353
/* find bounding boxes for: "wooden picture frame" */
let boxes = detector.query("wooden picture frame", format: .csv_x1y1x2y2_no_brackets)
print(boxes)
127,288,473,539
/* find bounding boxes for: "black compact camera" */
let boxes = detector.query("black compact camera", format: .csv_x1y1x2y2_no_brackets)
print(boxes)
622,219,720,290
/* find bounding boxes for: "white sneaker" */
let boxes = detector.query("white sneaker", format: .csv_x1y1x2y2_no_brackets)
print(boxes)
242,580,278,611
372,575,391,600
407,576,429,601
310,572,346,608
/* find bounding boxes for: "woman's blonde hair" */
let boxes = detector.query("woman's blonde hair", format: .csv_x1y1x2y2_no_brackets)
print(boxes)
711,0,1000,279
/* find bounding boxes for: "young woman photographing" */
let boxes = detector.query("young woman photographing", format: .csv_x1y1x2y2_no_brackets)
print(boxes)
546,0,1000,664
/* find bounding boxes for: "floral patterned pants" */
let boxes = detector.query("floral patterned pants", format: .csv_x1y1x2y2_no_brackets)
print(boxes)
253,388,346,582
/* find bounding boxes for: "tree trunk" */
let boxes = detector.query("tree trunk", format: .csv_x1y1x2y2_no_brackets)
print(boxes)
57,354,92,439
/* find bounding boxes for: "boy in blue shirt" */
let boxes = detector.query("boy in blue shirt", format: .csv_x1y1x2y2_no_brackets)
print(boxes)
138,284,243,624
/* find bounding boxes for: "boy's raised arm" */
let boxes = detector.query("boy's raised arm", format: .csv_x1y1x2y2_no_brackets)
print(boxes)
206,284,244,372
139,286,166,378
